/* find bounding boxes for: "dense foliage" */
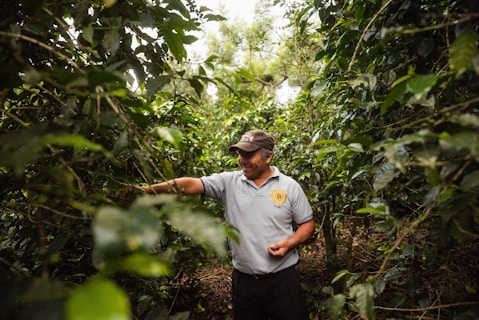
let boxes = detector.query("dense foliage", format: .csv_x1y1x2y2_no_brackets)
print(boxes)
1,0,478,319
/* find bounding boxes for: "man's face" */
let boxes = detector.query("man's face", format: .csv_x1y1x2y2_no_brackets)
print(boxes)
237,148,272,179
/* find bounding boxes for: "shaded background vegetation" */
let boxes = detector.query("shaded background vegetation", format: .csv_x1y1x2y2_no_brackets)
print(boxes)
1,0,478,319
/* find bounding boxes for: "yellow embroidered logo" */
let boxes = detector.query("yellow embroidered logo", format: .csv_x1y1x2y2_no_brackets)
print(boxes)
271,189,287,205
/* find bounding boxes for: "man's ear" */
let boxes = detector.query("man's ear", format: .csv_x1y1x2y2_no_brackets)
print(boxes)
266,151,273,164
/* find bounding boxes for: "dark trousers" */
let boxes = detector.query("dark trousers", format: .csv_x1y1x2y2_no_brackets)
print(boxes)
232,266,309,320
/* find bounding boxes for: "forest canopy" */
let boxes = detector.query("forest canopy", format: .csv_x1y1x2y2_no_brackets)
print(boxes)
1,0,478,319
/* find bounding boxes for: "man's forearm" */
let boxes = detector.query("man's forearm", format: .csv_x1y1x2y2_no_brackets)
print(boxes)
143,179,180,194
143,177,204,195
288,219,315,248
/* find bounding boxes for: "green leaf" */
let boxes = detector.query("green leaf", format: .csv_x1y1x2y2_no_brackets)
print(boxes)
166,205,227,257
460,170,479,192
103,28,121,56
44,134,103,152
356,206,387,215
449,25,478,78
331,269,351,284
381,82,406,115
237,68,256,82
92,203,160,263
439,132,479,161
188,78,204,96
325,294,346,320
146,76,171,98
155,127,184,151
82,25,94,44
349,283,376,320
449,113,479,128
163,27,187,62
120,253,170,277
406,74,437,97
373,162,398,192
87,69,125,88
66,278,130,320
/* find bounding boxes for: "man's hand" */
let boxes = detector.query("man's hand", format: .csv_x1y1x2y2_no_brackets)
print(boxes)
268,240,291,257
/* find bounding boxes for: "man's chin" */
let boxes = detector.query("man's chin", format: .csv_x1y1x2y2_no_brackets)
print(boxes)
242,169,253,178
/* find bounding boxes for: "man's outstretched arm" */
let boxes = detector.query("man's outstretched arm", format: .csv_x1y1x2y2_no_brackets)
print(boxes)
142,177,205,195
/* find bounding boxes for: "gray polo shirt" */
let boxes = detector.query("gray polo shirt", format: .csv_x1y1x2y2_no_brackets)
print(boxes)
200,167,313,275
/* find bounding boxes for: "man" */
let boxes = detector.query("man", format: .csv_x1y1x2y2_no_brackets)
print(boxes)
141,130,314,320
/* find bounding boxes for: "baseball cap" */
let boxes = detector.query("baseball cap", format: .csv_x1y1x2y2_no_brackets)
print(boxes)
229,130,275,152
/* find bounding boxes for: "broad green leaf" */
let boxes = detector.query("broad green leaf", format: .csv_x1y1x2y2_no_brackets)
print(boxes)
82,25,94,44
166,206,227,257
188,78,204,96
237,68,256,82
439,132,479,161
112,130,129,155
44,134,103,152
449,25,478,77
423,185,441,206
349,283,375,320
317,145,344,160
325,294,346,320
373,162,398,191
331,269,351,284
155,127,184,151
66,278,130,320
103,28,121,56
397,129,437,145
162,159,175,179
93,203,160,263
460,170,479,191
381,81,406,115
414,146,439,168
449,113,479,128
383,266,407,281
146,76,171,98
406,74,437,97
87,70,125,88
163,27,187,62
165,0,190,17
356,206,387,215
120,253,170,277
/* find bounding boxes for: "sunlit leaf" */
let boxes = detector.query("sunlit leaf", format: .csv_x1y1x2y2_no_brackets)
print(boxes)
155,127,184,151
120,253,170,277
356,206,387,215
163,27,187,61
449,113,479,128
439,132,479,161
449,24,478,77
92,203,160,263
66,278,130,320
406,74,437,99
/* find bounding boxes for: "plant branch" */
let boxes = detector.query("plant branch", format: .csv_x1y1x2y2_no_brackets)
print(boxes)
375,300,479,312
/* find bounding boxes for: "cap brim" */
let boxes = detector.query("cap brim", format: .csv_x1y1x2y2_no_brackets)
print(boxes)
228,142,261,152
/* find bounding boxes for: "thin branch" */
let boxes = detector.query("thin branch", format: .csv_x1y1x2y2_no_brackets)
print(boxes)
0,31,83,72
348,0,394,73
375,300,479,312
